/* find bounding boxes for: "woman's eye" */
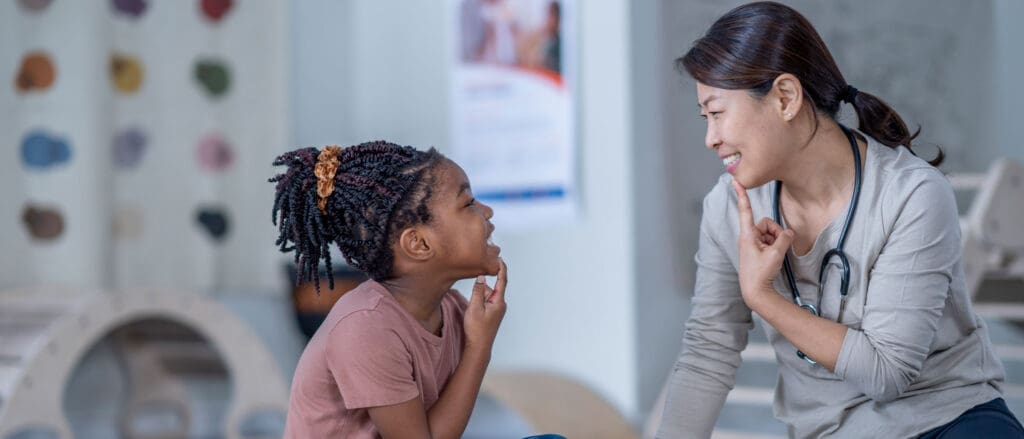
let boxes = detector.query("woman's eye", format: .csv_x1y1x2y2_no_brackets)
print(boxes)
466,198,476,207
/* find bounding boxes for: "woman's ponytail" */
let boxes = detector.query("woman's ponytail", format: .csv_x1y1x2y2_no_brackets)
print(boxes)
847,87,944,166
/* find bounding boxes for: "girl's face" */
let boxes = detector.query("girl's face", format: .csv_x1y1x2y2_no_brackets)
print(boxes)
425,160,501,278
696,82,795,188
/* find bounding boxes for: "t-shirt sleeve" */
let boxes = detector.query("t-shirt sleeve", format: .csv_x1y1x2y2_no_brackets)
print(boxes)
834,168,960,403
325,310,420,409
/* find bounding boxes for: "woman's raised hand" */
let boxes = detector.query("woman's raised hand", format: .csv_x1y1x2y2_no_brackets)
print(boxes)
733,180,794,305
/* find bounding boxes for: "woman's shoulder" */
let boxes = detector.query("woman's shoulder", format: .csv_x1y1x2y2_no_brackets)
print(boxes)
864,138,957,228
866,134,947,186
869,140,952,202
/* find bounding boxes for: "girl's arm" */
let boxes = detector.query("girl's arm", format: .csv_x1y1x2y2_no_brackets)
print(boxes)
369,260,507,439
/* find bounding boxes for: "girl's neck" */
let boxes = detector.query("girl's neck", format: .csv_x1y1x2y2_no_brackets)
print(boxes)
778,121,864,210
380,275,453,323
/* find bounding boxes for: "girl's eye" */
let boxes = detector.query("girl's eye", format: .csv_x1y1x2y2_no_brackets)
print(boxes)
699,112,721,120
466,198,476,207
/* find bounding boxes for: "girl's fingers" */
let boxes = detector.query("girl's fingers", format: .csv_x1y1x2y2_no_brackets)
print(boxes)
471,275,490,307
489,258,507,304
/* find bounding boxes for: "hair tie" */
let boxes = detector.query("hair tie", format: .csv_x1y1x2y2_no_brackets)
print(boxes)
314,145,342,213
841,85,859,104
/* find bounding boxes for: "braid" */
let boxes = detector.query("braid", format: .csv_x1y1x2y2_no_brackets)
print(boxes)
270,141,443,293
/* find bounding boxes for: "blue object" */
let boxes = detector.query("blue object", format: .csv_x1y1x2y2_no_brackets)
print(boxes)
918,398,1024,438
21,130,71,169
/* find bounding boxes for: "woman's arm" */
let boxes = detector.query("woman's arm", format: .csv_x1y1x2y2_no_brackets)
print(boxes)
832,171,958,401
658,186,753,439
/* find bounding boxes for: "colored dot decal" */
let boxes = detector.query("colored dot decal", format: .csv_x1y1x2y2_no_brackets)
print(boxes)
15,52,56,93
113,127,147,169
112,206,144,240
21,130,72,170
196,207,230,242
194,60,230,98
112,0,148,18
200,0,233,22
18,0,52,12
22,204,65,241
111,54,144,94
196,134,234,172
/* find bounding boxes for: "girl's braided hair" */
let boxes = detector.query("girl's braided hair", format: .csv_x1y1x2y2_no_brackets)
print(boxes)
270,141,444,290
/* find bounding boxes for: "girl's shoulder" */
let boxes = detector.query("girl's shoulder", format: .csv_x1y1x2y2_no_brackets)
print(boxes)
322,281,404,331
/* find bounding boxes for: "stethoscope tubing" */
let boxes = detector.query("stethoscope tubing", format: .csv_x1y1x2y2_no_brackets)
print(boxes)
771,125,863,365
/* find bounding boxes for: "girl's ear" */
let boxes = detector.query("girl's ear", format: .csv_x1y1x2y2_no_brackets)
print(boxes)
771,73,804,121
396,227,434,261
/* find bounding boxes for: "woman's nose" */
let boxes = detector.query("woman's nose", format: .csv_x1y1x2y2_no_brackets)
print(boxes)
705,126,722,150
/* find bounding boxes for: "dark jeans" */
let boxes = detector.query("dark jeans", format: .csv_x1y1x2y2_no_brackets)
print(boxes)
919,398,1024,438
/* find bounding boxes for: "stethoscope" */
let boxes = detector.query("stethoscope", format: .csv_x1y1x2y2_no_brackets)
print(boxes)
772,125,862,365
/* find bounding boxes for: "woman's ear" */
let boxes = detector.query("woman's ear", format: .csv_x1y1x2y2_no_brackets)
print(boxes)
397,227,434,261
772,73,804,121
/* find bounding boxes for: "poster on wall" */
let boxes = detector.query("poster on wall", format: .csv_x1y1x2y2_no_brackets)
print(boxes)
451,0,578,230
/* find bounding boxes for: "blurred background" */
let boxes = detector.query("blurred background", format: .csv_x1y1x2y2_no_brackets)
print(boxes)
2,1,1024,438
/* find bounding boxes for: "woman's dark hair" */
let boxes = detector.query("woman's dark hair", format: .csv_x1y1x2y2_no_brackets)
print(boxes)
678,1,942,166
269,141,445,290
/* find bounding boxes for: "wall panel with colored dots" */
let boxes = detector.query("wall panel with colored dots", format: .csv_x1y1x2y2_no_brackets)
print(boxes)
1,0,289,292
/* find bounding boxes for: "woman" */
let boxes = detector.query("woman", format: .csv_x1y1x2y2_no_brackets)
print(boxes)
657,2,1023,438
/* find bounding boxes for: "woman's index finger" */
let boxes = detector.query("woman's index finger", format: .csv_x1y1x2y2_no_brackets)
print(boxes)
732,179,756,230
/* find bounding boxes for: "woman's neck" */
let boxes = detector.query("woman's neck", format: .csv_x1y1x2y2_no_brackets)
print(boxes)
778,121,864,211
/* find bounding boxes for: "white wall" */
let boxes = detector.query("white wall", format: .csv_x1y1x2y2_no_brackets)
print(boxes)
290,0,351,148
630,0,691,419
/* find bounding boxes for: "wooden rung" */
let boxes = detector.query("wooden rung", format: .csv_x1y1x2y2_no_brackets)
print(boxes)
726,387,774,405
974,303,1024,320
741,343,776,361
712,430,786,439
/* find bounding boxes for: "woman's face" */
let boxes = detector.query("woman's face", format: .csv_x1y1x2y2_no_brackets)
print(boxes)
696,82,795,188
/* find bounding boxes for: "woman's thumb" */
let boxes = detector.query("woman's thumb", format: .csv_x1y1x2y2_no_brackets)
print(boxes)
771,229,795,253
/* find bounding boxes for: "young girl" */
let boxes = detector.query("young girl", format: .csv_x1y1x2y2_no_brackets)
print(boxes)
270,141,507,438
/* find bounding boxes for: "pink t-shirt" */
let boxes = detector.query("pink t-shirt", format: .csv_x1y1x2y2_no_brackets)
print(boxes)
283,280,468,438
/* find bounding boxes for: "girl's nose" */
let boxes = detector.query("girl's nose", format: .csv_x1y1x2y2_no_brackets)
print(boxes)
481,201,494,219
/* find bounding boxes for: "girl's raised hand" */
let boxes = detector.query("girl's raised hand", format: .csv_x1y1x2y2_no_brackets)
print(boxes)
733,180,793,305
464,258,507,353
